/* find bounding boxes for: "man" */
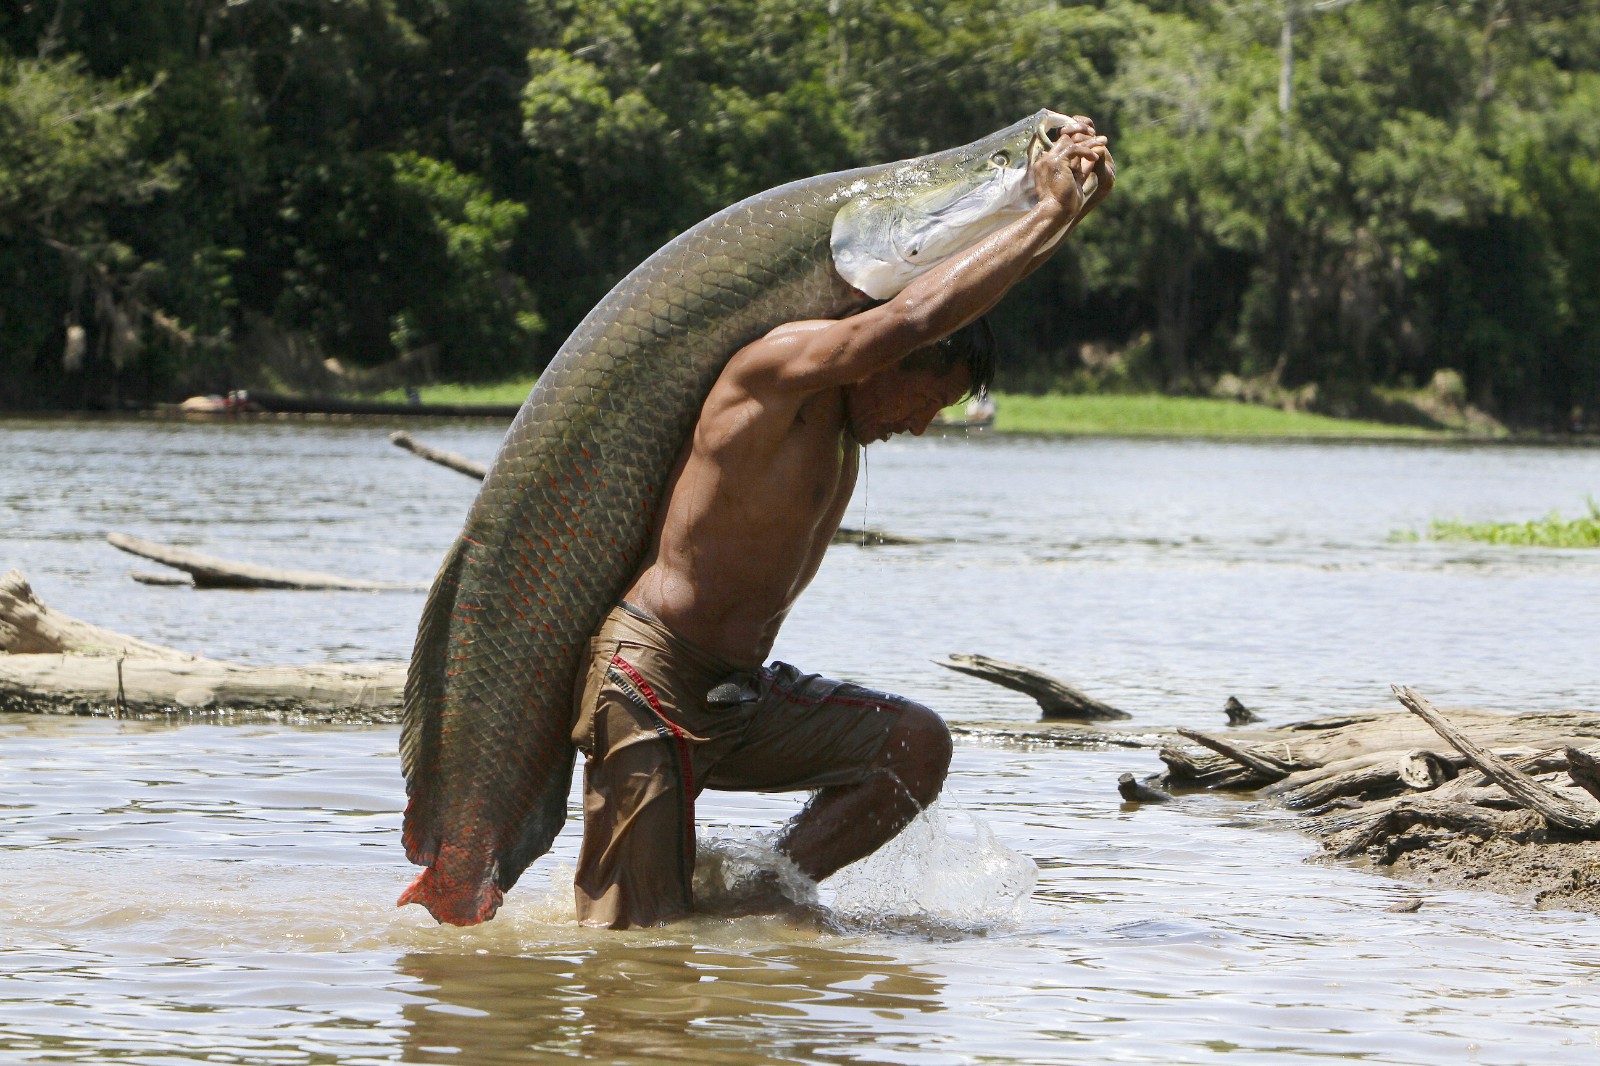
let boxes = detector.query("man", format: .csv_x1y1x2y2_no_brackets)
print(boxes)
571,117,1114,928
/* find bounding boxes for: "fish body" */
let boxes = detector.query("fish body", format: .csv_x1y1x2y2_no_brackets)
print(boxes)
400,110,1074,925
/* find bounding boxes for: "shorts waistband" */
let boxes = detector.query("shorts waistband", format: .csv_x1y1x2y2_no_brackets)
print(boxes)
602,601,745,681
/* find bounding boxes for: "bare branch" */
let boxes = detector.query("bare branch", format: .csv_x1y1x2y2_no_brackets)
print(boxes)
1176,727,1300,783
1392,686,1600,834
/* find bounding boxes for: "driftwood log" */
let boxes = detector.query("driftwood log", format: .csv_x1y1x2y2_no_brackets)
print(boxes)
0,570,403,722
943,655,1600,913
389,430,487,480
387,431,927,547
2,568,193,659
107,533,422,591
831,527,930,546
937,653,1130,721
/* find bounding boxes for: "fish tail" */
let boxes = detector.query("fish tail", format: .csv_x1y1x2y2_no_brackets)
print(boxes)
397,860,505,927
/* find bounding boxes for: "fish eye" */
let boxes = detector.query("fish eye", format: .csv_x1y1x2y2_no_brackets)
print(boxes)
989,150,1010,167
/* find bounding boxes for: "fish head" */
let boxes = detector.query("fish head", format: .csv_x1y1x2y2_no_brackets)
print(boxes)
830,110,1092,300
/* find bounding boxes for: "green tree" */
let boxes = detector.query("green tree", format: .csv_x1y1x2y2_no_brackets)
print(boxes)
0,54,174,406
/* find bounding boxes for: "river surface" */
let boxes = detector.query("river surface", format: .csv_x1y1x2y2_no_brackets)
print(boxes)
3,416,1600,1065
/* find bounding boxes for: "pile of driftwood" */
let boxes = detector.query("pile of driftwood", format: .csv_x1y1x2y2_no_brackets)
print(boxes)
0,570,402,722
941,653,1600,913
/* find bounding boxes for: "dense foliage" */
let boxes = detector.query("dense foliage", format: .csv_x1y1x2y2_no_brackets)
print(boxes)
3,0,1597,426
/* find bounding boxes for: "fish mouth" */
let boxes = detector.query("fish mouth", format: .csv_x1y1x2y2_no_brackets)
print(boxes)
830,110,1091,301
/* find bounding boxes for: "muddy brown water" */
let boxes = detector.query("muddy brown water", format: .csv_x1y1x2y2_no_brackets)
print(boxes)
3,417,1600,1064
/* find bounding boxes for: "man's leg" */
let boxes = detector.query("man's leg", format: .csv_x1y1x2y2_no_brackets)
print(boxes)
704,666,954,896
571,634,705,929
774,699,951,881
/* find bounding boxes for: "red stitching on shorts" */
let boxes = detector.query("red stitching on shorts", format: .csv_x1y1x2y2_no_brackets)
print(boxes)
611,653,697,879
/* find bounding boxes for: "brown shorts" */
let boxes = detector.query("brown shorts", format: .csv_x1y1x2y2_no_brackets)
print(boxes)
570,602,912,929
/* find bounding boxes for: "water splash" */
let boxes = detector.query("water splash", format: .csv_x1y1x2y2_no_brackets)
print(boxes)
823,803,1037,933
694,803,1036,936
694,838,820,912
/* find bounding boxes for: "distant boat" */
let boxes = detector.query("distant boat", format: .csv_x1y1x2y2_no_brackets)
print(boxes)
929,395,997,431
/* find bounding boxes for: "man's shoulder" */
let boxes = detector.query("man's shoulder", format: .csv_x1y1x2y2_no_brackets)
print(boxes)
729,319,837,370
762,319,836,341
716,318,839,395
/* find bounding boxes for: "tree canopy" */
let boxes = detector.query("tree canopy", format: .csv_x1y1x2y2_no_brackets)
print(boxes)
3,0,1597,427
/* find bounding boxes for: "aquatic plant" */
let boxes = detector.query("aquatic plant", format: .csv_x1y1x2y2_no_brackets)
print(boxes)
1427,498,1600,548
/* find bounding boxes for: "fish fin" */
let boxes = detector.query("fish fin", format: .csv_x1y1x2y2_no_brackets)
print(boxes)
397,860,504,927
399,535,469,867
497,745,578,892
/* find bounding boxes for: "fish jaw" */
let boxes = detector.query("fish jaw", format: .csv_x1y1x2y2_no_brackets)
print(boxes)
829,109,1073,299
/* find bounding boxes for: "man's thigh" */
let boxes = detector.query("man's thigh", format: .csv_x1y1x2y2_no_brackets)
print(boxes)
703,662,913,793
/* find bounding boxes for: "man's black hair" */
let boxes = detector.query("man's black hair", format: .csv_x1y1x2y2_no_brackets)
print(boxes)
899,317,997,399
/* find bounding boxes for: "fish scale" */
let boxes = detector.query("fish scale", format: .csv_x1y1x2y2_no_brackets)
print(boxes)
399,111,1056,925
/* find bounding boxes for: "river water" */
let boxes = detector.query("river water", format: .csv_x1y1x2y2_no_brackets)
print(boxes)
3,417,1600,1065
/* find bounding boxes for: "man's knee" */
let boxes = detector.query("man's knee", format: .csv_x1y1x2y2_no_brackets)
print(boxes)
879,700,951,807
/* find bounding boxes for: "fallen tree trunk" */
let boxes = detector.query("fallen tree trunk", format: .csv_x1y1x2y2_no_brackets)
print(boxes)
0,570,403,722
389,430,487,480
831,526,930,546
937,653,1131,721
388,431,923,548
1,569,192,658
107,533,423,591
0,654,404,722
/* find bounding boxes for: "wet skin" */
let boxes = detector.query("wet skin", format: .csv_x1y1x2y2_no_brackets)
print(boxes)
618,115,1116,897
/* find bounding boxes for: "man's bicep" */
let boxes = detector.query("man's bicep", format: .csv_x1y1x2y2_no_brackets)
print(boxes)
740,310,923,393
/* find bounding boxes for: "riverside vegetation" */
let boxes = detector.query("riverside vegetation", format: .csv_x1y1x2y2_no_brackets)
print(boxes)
386,378,1438,438
1422,498,1600,549
4,1,1599,430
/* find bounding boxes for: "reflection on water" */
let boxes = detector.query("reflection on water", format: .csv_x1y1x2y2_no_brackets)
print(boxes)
4,419,1600,1064
399,941,944,1066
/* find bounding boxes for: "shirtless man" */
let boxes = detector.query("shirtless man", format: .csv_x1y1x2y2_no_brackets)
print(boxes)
571,117,1114,928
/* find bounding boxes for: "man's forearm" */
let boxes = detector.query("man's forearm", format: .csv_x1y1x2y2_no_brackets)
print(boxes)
873,195,1077,348
769,129,1108,389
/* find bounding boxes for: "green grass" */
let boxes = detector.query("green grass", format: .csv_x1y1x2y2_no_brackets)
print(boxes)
377,379,538,406
388,379,1441,440
985,392,1439,439
1424,499,1600,548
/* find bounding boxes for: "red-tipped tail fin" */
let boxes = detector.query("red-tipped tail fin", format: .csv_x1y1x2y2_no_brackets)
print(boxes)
397,862,505,927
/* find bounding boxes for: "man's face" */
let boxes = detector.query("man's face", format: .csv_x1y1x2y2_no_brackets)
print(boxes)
844,361,973,445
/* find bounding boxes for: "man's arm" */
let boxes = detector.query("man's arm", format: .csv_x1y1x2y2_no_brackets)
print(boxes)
735,123,1113,395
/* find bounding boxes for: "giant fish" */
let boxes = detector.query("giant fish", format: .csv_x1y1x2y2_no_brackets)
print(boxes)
400,109,1098,925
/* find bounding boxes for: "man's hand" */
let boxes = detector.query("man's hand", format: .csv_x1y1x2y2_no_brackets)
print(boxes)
1031,114,1113,222
1081,133,1115,217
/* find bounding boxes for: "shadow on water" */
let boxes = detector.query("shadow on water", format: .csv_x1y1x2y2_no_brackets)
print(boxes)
397,939,945,1065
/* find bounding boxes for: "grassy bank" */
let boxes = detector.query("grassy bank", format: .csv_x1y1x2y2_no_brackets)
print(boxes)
380,380,539,406
988,393,1438,439
385,380,1442,440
